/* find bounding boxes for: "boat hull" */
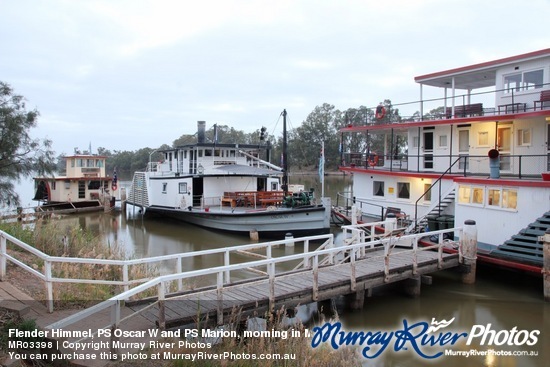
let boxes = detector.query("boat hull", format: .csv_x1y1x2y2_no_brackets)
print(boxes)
143,205,330,237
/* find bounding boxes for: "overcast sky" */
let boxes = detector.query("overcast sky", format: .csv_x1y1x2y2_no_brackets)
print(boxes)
2,0,549,156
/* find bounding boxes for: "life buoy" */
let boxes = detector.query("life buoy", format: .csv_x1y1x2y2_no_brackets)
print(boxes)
375,105,386,119
112,183,118,191
367,153,379,167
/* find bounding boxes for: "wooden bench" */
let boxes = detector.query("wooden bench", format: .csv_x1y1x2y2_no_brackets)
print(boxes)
534,90,550,110
221,192,237,207
445,103,483,118
257,191,285,207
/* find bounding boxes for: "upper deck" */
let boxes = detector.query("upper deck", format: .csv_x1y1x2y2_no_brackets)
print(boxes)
339,49,550,183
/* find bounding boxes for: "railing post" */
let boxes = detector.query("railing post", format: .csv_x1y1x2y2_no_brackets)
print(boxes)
304,239,310,268
44,260,54,313
312,255,319,301
158,282,166,330
268,262,275,312
176,258,183,292
0,234,6,281
460,220,478,284
110,299,121,357
224,250,230,284
350,247,356,292
217,272,224,325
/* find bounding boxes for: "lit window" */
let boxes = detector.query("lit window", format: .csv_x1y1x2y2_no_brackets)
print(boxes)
397,182,410,199
373,181,385,197
458,185,471,204
472,188,484,204
487,189,500,206
517,129,531,146
502,189,517,209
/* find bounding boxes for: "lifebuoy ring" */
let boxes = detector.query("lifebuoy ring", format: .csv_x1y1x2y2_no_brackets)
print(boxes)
375,105,386,119
367,153,379,167
112,183,118,191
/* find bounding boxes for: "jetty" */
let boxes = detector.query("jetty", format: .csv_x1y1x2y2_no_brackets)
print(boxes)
2,219,549,366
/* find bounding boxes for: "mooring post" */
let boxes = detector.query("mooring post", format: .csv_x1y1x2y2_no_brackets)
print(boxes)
461,220,478,284
120,187,127,211
541,229,550,302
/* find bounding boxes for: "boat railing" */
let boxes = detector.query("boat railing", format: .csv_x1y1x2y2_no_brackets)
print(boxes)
342,82,550,124
44,225,462,339
335,191,409,223
0,228,334,313
343,153,549,179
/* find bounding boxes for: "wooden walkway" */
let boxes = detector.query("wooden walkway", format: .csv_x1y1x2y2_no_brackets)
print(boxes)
129,247,460,329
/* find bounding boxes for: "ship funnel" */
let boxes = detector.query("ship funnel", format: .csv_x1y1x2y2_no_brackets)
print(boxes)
197,121,206,143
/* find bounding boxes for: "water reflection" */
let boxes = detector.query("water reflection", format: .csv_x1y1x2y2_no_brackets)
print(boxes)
29,174,548,366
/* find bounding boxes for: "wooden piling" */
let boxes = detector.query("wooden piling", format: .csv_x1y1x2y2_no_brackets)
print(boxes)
345,287,365,310
120,188,127,211
402,275,421,298
461,220,478,284
542,229,550,302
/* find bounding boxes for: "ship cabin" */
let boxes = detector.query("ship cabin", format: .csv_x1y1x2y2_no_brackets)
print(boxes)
33,154,113,207
139,121,283,209
339,49,550,253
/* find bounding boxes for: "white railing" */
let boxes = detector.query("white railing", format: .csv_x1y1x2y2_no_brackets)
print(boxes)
0,230,333,313
45,226,463,347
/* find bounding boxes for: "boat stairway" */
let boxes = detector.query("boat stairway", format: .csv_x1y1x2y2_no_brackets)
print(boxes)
406,189,456,234
489,211,549,266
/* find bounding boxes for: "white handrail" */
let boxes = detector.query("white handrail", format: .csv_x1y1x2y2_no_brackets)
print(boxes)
0,229,333,312
46,227,462,336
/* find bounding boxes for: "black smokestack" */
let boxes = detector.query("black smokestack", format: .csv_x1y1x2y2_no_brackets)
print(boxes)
197,121,206,143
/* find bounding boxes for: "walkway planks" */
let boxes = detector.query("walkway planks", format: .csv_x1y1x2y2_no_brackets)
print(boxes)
128,247,460,329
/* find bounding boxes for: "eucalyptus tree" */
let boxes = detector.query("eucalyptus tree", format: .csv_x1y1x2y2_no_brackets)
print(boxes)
0,82,56,206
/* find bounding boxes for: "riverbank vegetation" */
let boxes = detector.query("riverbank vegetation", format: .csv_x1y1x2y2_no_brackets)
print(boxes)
0,220,156,308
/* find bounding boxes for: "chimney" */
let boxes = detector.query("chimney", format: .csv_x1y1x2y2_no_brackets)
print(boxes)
197,121,206,143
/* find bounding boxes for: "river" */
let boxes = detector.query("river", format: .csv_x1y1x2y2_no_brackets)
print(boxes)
11,175,549,366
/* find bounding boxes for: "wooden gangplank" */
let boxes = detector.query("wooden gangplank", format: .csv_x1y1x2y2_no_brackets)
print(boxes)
129,247,460,329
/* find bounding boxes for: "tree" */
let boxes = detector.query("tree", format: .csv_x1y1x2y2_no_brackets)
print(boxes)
0,82,56,207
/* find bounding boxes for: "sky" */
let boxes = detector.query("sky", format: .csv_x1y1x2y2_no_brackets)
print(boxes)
2,0,549,157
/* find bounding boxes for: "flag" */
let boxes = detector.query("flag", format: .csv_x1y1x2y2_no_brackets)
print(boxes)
318,144,325,183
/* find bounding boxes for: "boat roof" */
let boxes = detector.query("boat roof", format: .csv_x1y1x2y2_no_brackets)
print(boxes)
414,48,550,90
215,164,281,176
171,142,268,150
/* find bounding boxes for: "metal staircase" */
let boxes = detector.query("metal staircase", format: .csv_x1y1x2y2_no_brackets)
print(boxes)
490,211,549,266
406,187,456,234
127,172,150,208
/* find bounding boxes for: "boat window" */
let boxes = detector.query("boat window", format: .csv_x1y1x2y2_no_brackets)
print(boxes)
487,189,500,206
198,150,203,158
517,129,531,146
373,181,384,197
439,135,448,148
214,149,221,157
87,159,94,167
472,187,484,204
477,131,489,147
88,181,101,190
504,69,543,93
502,188,517,209
230,150,236,157
179,182,187,194
205,149,212,157
51,181,56,190
397,182,410,199
458,185,471,204
71,159,75,168
76,159,83,167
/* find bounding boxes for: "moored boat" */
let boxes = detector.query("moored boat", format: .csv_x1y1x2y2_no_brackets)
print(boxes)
33,152,116,214
127,110,331,237
337,48,550,270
